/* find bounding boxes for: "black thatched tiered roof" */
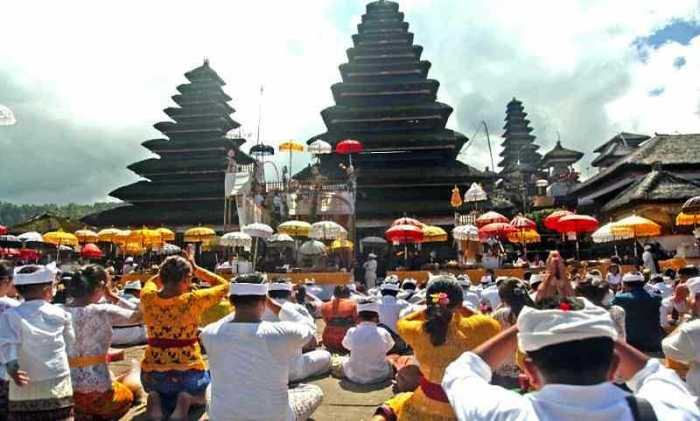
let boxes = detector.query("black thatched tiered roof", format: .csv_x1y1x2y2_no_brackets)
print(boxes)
602,170,700,214
84,61,252,228
301,0,492,223
572,133,700,209
541,140,583,168
499,98,542,175
591,132,650,169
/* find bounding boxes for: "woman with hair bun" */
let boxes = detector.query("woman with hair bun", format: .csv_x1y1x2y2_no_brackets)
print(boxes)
373,275,501,421
62,264,143,420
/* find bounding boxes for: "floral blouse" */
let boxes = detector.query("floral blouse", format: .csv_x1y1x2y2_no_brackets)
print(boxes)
140,268,227,372
63,300,137,393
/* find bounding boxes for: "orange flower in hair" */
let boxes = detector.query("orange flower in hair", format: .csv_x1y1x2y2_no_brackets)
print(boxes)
430,292,450,307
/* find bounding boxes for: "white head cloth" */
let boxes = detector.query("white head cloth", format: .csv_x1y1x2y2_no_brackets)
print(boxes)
517,298,618,352
622,272,644,283
269,282,293,292
13,264,56,285
381,282,400,292
357,301,380,313
124,280,142,290
687,277,700,296
229,282,268,296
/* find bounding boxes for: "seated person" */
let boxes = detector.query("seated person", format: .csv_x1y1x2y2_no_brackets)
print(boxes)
112,280,147,346
377,282,410,354
320,285,358,353
201,274,324,421
442,296,700,420
333,300,394,384
263,280,331,382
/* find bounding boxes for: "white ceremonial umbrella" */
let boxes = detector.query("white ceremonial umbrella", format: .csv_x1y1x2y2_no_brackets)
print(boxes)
242,223,274,270
298,240,328,256
267,233,295,245
158,243,182,256
220,232,253,250
463,183,488,203
453,224,480,241
18,231,43,243
308,139,332,155
310,220,347,240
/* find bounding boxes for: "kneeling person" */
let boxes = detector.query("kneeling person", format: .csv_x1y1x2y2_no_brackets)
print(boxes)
334,300,394,385
264,280,331,382
202,274,324,421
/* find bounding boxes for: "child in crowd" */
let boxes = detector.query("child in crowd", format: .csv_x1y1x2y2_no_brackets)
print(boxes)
0,264,75,421
140,252,228,420
333,300,395,385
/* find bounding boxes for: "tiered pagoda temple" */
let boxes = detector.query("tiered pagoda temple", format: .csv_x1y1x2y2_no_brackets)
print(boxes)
499,98,542,182
299,0,493,228
84,61,253,229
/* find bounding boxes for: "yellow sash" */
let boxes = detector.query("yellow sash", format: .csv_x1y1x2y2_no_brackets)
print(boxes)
69,354,107,369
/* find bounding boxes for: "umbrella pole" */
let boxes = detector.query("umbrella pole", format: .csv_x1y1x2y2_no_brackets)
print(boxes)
253,237,259,271
288,150,292,190
576,238,580,260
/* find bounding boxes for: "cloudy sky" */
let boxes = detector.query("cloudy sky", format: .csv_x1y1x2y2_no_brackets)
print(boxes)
1,0,699,204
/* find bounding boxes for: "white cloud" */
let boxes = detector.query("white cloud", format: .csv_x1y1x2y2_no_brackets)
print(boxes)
0,0,698,203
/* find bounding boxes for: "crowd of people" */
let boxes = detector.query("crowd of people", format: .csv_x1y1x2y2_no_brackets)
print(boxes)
1,249,700,420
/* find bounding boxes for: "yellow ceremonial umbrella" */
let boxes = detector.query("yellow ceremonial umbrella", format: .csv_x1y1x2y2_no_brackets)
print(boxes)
156,227,176,242
330,239,354,251
44,230,79,247
75,228,99,244
676,212,700,226
612,215,661,257
113,229,132,246
184,226,217,243
278,220,312,237
131,227,163,248
121,242,145,256
279,140,305,185
507,228,541,244
422,225,448,243
97,227,122,243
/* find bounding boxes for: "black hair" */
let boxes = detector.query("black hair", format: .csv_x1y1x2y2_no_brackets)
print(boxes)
67,265,107,299
576,279,611,306
664,268,677,279
0,260,13,282
522,271,533,282
679,266,699,278
358,311,379,322
333,285,351,299
424,276,463,346
159,256,192,286
650,274,664,284
381,289,398,297
269,289,292,300
229,272,266,307
527,337,615,385
402,283,417,291
498,278,534,325
625,281,646,289
485,268,495,277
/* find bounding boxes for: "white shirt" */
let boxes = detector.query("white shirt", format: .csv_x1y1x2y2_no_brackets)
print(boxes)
462,289,481,311
201,316,315,421
663,319,700,400
378,295,409,334
0,296,20,379
341,321,394,384
643,251,658,274
0,300,74,382
607,272,622,286
443,352,700,421
262,300,317,374
481,285,501,310
660,297,690,330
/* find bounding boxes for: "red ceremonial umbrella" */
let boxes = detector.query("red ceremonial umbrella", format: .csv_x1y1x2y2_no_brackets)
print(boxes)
392,217,424,228
336,139,363,166
510,215,537,255
476,211,509,228
553,214,599,259
544,210,574,231
479,222,518,240
81,243,104,259
386,224,424,265
19,248,40,262
0,225,7,235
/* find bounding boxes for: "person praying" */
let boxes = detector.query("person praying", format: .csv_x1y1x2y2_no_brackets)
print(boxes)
201,273,324,421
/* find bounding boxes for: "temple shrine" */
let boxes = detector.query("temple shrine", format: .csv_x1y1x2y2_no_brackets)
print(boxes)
298,0,493,232
84,61,253,229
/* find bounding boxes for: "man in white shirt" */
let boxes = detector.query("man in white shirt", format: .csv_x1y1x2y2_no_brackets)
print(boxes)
456,275,481,311
121,257,135,275
363,254,378,290
377,282,410,353
642,245,658,275
663,318,700,403
201,274,324,421
443,296,700,421
262,280,331,382
659,282,691,332
334,300,394,385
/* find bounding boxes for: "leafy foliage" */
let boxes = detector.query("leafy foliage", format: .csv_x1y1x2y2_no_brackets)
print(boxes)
0,202,121,227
